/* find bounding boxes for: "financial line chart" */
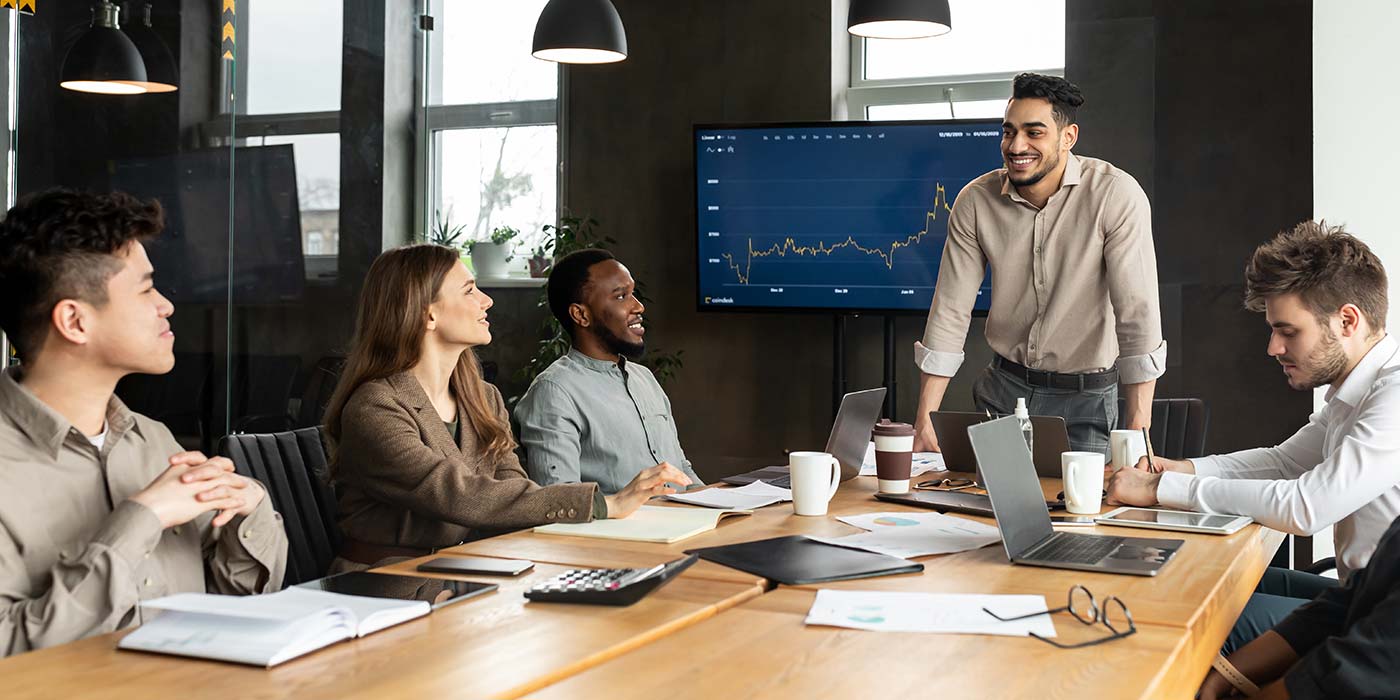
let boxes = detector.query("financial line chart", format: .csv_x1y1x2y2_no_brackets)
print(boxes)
720,182,952,286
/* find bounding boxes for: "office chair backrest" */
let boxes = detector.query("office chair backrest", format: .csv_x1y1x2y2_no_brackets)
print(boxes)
1117,397,1210,459
220,427,340,586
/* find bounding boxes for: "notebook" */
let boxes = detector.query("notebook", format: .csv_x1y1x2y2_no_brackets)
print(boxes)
686,535,925,585
533,505,753,544
117,586,429,667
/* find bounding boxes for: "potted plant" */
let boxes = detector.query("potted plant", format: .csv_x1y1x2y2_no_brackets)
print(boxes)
428,208,469,260
470,225,519,279
527,241,552,278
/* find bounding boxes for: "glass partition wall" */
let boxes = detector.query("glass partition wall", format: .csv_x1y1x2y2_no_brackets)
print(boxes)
4,1,436,452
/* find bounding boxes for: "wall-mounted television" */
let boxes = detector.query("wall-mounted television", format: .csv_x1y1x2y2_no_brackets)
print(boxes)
694,119,1004,314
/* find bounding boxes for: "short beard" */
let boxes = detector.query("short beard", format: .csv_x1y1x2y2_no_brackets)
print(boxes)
1295,325,1349,390
594,324,645,360
1008,148,1061,188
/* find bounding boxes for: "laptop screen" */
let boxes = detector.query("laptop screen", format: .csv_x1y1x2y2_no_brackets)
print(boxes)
824,388,886,476
967,416,1054,559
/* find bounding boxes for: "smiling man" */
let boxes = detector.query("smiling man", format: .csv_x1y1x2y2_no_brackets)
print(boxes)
913,73,1165,456
515,249,700,494
1107,221,1400,653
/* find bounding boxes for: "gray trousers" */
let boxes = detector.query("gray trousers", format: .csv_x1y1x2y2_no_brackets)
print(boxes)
1221,567,1339,655
972,363,1118,456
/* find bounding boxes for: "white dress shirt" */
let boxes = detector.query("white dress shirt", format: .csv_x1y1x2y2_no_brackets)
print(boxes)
1158,334,1400,580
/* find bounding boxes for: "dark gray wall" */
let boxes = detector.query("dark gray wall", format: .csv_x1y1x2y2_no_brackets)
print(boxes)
1068,0,1314,453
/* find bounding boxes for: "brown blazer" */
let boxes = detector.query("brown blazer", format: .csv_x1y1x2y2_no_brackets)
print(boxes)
332,371,597,558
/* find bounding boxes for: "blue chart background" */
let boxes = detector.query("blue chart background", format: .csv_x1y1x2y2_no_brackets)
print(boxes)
695,121,1004,313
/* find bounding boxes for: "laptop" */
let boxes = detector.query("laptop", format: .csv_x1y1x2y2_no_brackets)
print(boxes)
932,410,1071,479
969,416,1183,576
722,387,887,488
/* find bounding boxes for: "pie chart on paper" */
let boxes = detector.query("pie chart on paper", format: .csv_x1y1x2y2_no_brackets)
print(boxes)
871,516,921,527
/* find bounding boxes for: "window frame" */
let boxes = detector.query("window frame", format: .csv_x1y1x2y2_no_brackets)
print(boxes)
846,36,1063,120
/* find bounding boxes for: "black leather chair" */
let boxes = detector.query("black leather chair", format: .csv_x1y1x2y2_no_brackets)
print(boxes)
220,427,340,585
1117,397,1210,459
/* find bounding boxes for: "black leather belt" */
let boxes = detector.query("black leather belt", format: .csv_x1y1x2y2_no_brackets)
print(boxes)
993,354,1118,391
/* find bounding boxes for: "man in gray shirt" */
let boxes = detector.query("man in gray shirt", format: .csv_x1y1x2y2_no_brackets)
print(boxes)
515,249,701,493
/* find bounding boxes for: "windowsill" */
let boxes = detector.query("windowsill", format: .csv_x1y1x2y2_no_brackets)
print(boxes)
476,275,547,289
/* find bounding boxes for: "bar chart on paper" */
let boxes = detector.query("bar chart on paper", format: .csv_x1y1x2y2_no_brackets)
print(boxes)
694,121,1004,313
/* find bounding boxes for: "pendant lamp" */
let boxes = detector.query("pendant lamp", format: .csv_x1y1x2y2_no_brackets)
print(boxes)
120,2,178,93
848,0,952,40
60,1,149,95
532,0,627,65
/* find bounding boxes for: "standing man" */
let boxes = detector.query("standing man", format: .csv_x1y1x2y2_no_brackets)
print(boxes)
914,73,1165,455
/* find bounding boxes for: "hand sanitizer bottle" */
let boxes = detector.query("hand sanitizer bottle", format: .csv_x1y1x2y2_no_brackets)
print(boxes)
1015,397,1034,455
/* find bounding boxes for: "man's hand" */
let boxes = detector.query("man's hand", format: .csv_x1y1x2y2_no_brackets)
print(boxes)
914,418,941,453
1196,668,1239,700
1105,467,1162,507
604,462,693,519
130,453,267,529
1134,455,1195,474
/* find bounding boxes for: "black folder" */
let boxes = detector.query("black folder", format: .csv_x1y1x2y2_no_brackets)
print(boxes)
686,535,924,585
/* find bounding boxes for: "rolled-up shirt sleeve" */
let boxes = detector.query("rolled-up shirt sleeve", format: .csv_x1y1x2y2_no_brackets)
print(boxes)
1101,174,1165,384
918,190,985,377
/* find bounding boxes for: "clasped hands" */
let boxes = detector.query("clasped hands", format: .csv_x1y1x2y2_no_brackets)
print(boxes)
128,452,268,529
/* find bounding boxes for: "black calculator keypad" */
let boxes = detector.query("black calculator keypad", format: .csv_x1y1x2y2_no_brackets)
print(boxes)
523,555,699,606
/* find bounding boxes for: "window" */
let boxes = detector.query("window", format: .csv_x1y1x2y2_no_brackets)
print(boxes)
425,1,559,275
848,0,1065,121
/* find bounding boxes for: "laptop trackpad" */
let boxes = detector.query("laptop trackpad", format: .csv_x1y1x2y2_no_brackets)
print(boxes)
1104,537,1184,569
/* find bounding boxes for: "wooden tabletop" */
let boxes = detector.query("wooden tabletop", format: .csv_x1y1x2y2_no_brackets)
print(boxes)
0,559,762,700
526,588,1202,700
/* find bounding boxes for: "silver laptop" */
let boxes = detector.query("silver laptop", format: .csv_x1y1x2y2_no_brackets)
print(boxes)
969,416,1183,577
722,387,887,488
931,410,1071,478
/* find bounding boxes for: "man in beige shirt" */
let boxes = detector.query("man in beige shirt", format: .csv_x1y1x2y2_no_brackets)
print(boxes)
0,189,288,656
915,73,1165,455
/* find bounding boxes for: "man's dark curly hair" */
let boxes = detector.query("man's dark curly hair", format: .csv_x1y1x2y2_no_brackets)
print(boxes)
547,248,616,337
0,188,164,361
1245,220,1387,332
1012,73,1085,128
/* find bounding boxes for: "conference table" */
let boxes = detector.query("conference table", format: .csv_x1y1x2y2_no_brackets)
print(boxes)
0,472,1283,699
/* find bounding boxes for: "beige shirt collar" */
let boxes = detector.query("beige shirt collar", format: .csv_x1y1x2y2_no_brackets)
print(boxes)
0,367,141,460
1001,152,1084,205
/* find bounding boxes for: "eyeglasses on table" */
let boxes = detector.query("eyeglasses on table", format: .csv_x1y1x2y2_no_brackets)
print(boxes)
915,477,980,492
982,584,1137,649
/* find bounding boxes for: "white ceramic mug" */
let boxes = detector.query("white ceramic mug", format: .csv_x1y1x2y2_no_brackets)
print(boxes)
1109,429,1148,471
790,451,841,516
1061,451,1106,515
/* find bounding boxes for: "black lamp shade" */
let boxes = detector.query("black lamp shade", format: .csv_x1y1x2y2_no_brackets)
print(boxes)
848,0,952,39
532,0,628,65
60,21,148,94
122,21,178,92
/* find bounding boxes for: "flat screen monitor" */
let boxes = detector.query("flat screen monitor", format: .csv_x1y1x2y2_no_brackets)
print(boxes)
694,120,1004,314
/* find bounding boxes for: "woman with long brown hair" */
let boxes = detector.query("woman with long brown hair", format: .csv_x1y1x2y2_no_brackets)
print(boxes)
323,244,690,571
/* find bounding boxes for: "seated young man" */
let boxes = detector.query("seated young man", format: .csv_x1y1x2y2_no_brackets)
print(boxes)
515,249,701,494
1107,221,1400,652
1198,512,1400,699
0,189,288,656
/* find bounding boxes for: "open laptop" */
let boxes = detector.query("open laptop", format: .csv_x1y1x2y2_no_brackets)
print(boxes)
932,410,1071,479
969,416,1183,576
722,387,886,488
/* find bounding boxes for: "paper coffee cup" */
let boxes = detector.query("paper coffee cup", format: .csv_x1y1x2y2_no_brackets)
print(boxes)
872,419,915,494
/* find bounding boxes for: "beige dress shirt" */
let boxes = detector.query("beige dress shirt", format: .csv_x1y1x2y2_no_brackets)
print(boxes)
917,154,1167,383
0,368,288,656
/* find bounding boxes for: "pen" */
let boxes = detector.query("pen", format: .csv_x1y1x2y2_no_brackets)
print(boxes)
1142,426,1155,473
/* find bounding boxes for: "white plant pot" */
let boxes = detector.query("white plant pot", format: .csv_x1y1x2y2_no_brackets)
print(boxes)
470,242,512,278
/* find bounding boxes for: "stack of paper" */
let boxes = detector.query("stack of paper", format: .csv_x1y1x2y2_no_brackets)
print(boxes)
858,442,947,477
667,480,792,509
534,505,752,543
805,589,1055,637
808,511,1000,559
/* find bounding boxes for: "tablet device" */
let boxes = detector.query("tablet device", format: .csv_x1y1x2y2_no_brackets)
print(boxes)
1095,507,1252,535
297,571,498,609
417,557,534,576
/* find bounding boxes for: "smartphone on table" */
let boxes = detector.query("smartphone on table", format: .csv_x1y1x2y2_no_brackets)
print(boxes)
417,556,535,576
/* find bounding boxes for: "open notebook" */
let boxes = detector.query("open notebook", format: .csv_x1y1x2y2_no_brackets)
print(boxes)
534,505,752,544
118,586,429,667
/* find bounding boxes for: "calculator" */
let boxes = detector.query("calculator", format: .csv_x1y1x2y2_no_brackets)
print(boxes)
524,554,699,606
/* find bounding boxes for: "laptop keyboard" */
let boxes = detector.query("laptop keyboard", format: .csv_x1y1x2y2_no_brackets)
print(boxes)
1026,532,1124,564
763,475,792,489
